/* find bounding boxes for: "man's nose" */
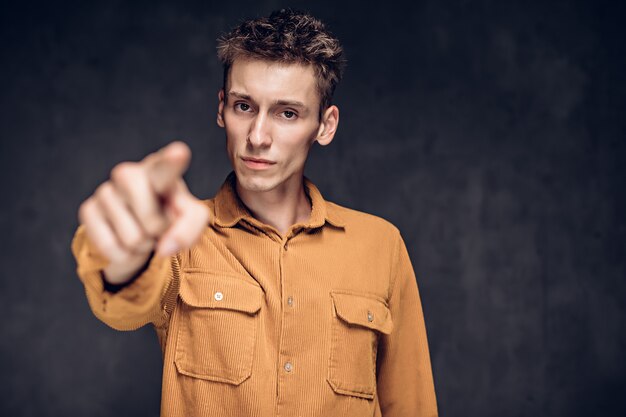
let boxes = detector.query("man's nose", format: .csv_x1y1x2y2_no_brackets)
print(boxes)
247,113,272,147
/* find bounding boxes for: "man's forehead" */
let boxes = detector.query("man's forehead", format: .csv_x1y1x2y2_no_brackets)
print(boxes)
227,58,319,103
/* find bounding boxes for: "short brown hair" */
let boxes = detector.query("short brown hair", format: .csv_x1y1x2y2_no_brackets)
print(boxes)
217,9,346,116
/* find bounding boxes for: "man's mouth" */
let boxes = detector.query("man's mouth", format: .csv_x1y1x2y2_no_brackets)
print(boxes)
241,156,276,169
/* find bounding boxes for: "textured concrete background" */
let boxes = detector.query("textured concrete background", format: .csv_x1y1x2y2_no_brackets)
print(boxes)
1,1,624,416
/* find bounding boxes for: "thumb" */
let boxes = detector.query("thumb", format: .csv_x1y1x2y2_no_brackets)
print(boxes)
143,141,192,195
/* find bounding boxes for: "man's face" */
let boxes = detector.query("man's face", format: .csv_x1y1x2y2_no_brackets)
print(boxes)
217,58,337,193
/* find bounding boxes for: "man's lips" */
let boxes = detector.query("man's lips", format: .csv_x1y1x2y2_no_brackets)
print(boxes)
241,156,276,170
241,156,276,164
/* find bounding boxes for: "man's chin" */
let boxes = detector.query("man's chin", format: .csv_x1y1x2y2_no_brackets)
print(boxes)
236,171,278,193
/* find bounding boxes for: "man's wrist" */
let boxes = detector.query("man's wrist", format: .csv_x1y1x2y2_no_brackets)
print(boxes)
101,251,155,293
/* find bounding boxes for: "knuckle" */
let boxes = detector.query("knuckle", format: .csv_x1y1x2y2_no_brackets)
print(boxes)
99,241,121,260
78,199,96,223
110,162,137,184
142,215,167,237
95,182,114,200
134,237,156,254
122,229,145,249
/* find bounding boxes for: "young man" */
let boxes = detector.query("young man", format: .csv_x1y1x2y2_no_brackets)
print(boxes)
72,9,438,417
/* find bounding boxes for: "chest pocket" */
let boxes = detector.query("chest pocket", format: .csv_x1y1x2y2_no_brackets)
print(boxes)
174,270,263,385
327,290,393,400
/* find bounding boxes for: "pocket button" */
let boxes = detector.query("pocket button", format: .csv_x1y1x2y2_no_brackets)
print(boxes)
367,310,374,322
214,291,224,301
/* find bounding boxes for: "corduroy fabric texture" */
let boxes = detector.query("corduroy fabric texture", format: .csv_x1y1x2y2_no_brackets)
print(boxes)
71,172,438,417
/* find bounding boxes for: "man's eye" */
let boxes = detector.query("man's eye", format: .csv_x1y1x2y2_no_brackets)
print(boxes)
236,103,250,111
283,111,296,119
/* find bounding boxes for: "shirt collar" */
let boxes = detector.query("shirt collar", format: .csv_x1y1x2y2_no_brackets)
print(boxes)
213,171,345,230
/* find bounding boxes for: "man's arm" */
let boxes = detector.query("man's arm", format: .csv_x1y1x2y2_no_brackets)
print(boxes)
72,141,208,330
376,231,438,417
71,224,178,331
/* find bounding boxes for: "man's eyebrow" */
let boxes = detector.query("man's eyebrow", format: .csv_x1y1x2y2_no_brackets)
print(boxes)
275,99,306,108
227,91,307,109
226,91,251,100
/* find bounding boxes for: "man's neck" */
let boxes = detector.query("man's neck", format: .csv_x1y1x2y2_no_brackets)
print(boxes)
235,175,312,236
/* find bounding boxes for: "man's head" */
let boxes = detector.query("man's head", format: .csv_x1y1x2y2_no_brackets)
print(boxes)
215,10,346,194
216,9,345,117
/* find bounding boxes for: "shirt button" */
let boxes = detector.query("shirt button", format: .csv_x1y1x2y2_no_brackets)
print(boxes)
284,361,293,372
214,291,224,301
367,310,374,322
287,296,294,307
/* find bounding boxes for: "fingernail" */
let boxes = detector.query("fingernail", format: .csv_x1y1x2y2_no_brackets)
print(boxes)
158,239,179,257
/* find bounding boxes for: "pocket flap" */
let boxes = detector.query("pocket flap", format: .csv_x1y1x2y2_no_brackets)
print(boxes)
330,291,393,334
179,270,263,314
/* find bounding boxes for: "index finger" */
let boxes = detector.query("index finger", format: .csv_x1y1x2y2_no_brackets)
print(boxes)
142,141,192,195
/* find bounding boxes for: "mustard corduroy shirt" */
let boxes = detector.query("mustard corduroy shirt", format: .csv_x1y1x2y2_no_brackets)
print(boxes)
71,172,438,417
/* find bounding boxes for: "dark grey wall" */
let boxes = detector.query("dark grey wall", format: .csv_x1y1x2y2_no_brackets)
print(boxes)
1,1,624,416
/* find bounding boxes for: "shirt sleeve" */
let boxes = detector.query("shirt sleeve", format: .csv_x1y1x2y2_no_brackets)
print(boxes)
70,224,179,331
376,230,439,417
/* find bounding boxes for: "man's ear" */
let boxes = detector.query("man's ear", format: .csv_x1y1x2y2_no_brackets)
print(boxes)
217,89,225,128
315,105,339,146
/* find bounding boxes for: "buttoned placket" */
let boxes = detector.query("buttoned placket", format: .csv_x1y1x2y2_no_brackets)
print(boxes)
238,220,298,412
275,226,307,415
